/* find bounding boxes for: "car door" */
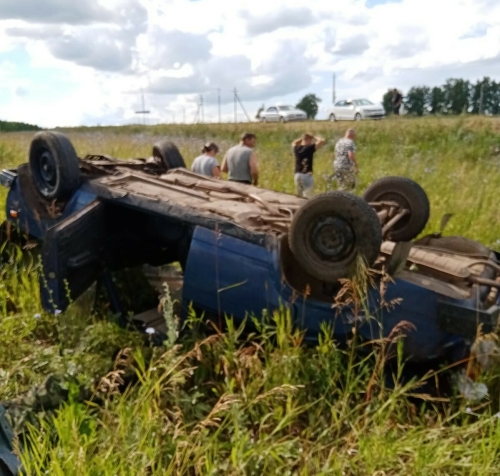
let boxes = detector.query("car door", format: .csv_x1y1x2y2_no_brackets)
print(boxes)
266,107,279,122
333,101,347,119
345,101,356,120
40,200,107,312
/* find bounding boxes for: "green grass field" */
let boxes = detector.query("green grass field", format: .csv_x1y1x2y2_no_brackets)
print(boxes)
1,116,500,474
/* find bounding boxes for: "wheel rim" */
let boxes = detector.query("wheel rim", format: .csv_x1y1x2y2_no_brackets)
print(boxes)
34,149,58,195
355,114,361,121
308,216,355,263
330,115,335,122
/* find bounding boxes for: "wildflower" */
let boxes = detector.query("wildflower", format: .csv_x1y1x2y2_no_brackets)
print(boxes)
466,407,472,414
145,327,155,335
54,309,62,316
34,313,41,319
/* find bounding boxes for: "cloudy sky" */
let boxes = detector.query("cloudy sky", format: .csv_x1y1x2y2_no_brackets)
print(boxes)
0,0,499,127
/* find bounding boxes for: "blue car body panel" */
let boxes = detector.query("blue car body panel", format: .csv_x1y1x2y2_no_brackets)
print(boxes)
184,227,475,360
2,168,499,361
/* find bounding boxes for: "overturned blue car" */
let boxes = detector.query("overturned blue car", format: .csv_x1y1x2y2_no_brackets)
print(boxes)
1,131,499,366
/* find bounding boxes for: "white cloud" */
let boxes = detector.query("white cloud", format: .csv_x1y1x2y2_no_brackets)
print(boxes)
0,0,499,126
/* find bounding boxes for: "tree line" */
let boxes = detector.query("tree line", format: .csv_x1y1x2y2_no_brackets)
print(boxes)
383,77,500,116
0,120,41,132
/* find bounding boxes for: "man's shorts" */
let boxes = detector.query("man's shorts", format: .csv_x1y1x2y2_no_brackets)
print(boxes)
332,167,356,191
294,173,314,198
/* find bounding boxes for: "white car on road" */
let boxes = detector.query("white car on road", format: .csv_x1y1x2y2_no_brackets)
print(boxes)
328,99,385,121
260,105,307,123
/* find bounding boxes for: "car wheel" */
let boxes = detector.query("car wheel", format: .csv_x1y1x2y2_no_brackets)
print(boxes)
152,140,186,171
362,176,430,241
288,191,382,282
29,131,81,201
329,114,336,122
355,113,362,121
263,117,268,123
279,116,285,123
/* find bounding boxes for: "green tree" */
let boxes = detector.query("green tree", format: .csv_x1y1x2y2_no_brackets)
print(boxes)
429,87,446,114
296,94,321,119
443,78,471,115
382,89,403,115
405,86,430,116
0,120,41,133
255,104,265,120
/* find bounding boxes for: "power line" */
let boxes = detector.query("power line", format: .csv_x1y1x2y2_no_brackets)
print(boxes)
332,73,336,105
217,88,221,123
135,89,150,125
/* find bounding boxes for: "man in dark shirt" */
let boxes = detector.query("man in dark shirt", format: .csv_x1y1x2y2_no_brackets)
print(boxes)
392,88,403,115
292,133,325,197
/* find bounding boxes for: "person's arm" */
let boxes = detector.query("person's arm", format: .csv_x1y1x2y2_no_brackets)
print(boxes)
313,136,326,149
249,152,259,186
348,150,358,172
221,154,228,174
212,166,221,179
292,138,302,147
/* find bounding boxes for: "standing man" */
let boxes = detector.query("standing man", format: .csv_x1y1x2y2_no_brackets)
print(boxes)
392,88,403,116
292,133,325,198
333,129,358,191
221,132,259,185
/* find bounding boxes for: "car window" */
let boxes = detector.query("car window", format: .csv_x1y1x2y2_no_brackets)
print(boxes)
335,101,346,107
267,107,277,113
278,106,293,111
357,99,373,106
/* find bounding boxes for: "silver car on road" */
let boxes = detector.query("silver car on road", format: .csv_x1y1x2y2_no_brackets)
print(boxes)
328,99,385,121
260,105,307,123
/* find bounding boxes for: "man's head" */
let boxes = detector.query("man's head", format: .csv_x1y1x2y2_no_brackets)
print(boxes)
345,129,356,140
301,133,314,145
241,132,256,148
393,88,398,93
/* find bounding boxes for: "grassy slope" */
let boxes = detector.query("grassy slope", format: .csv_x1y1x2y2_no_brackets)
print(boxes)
1,117,500,474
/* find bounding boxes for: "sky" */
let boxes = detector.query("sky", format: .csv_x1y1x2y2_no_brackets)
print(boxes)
0,0,499,127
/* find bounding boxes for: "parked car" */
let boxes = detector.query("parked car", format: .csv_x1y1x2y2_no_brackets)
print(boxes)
328,99,385,121
260,105,307,123
1,132,499,370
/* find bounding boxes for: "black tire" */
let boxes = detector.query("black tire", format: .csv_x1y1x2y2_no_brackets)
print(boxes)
355,113,361,121
279,116,285,123
288,191,382,282
329,114,336,122
152,140,186,171
362,176,430,242
29,131,80,201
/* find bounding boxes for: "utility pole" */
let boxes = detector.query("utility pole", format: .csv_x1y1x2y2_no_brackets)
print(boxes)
200,94,204,123
332,73,336,104
234,88,237,123
135,89,150,125
479,83,484,115
234,89,251,122
183,107,186,124
217,88,221,123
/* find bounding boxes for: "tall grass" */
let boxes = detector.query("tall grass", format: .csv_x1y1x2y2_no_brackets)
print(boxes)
1,117,500,474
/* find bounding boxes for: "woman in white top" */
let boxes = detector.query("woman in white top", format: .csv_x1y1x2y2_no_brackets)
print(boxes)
191,143,221,178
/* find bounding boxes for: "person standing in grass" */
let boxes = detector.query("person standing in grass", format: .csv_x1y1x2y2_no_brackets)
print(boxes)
191,142,221,178
291,133,325,198
333,129,358,191
392,88,403,116
221,132,259,185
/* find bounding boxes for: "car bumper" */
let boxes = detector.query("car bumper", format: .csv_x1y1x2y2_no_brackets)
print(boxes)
363,113,385,119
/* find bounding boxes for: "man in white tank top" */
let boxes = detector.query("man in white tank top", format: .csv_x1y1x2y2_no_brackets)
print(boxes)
221,132,259,185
